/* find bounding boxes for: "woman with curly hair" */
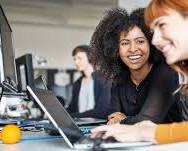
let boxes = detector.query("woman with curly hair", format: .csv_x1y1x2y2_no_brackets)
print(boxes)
92,0,188,145
90,8,181,125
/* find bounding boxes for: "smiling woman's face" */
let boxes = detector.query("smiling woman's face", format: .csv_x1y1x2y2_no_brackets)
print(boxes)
150,9,188,64
119,26,150,71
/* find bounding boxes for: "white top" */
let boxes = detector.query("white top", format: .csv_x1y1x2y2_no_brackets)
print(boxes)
178,72,188,84
78,78,95,113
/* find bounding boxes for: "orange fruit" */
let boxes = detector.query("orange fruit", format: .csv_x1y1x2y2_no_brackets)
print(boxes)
1,124,21,144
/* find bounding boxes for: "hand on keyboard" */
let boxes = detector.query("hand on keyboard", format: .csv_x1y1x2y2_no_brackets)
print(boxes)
91,132,116,151
91,131,117,143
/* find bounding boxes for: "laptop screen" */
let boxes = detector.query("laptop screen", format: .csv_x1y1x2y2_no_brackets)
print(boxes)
27,87,83,144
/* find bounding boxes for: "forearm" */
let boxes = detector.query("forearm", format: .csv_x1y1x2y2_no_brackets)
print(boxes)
155,121,188,144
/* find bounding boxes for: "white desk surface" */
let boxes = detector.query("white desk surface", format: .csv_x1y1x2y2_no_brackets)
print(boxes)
1,131,188,151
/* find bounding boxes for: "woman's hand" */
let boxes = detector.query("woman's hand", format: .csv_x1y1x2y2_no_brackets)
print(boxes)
91,121,157,143
107,112,126,125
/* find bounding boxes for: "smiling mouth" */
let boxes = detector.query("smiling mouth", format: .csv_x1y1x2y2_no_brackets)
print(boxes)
158,44,172,58
128,55,142,63
161,44,171,53
157,42,172,54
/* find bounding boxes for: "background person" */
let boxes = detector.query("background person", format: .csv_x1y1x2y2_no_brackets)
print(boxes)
67,45,112,119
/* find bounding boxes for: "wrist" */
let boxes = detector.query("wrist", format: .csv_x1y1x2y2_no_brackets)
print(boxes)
140,124,157,143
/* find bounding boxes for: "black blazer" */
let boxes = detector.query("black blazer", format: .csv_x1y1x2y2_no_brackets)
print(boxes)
67,72,112,119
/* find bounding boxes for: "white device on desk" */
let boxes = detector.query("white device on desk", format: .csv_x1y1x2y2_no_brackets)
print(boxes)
0,96,26,117
27,86,153,149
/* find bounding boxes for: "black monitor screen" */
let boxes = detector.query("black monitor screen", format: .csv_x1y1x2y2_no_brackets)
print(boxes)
16,53,34,93
0,5,17,87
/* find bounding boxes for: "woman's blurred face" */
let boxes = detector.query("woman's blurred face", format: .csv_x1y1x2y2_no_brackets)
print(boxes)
150,9,188,64
119,26,150,71
73,51,90,72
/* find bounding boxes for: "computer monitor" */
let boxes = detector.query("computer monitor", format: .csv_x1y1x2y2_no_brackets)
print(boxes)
16,53,34,94
0,5,17,88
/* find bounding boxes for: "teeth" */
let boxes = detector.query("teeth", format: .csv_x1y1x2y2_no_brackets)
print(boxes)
128,55,141,59
162,45,171,52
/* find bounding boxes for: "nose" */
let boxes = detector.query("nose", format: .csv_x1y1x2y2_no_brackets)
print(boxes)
129,42,137,53
74,59,79,65
152,30,162,47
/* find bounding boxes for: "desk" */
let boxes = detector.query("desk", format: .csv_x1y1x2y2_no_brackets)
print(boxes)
1,131,188,151
0,131,72,151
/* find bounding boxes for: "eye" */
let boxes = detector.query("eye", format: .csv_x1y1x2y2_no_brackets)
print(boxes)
159,22,166,29
136,40,145,45
120,41,129,46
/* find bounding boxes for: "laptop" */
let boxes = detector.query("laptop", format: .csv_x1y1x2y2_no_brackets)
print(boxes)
27,86,153,149
74,117,106,126
33,75,107,126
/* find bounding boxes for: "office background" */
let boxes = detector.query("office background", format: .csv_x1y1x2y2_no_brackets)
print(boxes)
0,0,151,102
1,0,150,69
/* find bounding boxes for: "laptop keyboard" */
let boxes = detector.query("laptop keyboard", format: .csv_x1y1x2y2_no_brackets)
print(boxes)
78,135,117,145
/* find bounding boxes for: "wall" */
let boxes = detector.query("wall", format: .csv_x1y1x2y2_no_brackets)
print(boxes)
1,0,117,69
118,0,151,12
12,24,92,68
1,0,151,69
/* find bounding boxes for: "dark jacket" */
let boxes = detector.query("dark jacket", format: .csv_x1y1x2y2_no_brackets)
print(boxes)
67,71,112,119
109,63,182,124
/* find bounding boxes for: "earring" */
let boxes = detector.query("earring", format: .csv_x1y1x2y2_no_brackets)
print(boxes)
181,61,185,65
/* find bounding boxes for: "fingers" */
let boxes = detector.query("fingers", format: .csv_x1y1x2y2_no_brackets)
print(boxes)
91,125,111,133
91,124,145,143
107,120,114,125
108,112,125,119
102,131,114,139
102,130,130,142
91,124,120,134
90,125,111,138
108,112,117,120
107,117,121,125
91,124,139,142
103,130,139,142
91,124,123,134
107,112,126,125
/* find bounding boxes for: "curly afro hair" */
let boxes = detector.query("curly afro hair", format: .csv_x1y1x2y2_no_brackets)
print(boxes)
90,8,164,81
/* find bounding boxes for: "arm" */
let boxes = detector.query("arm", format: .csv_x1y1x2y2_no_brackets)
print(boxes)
91,120,188,144
91,121,156,143
155,121,188,144
122,64,180,124
108,83,123,114
107,83,129,124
